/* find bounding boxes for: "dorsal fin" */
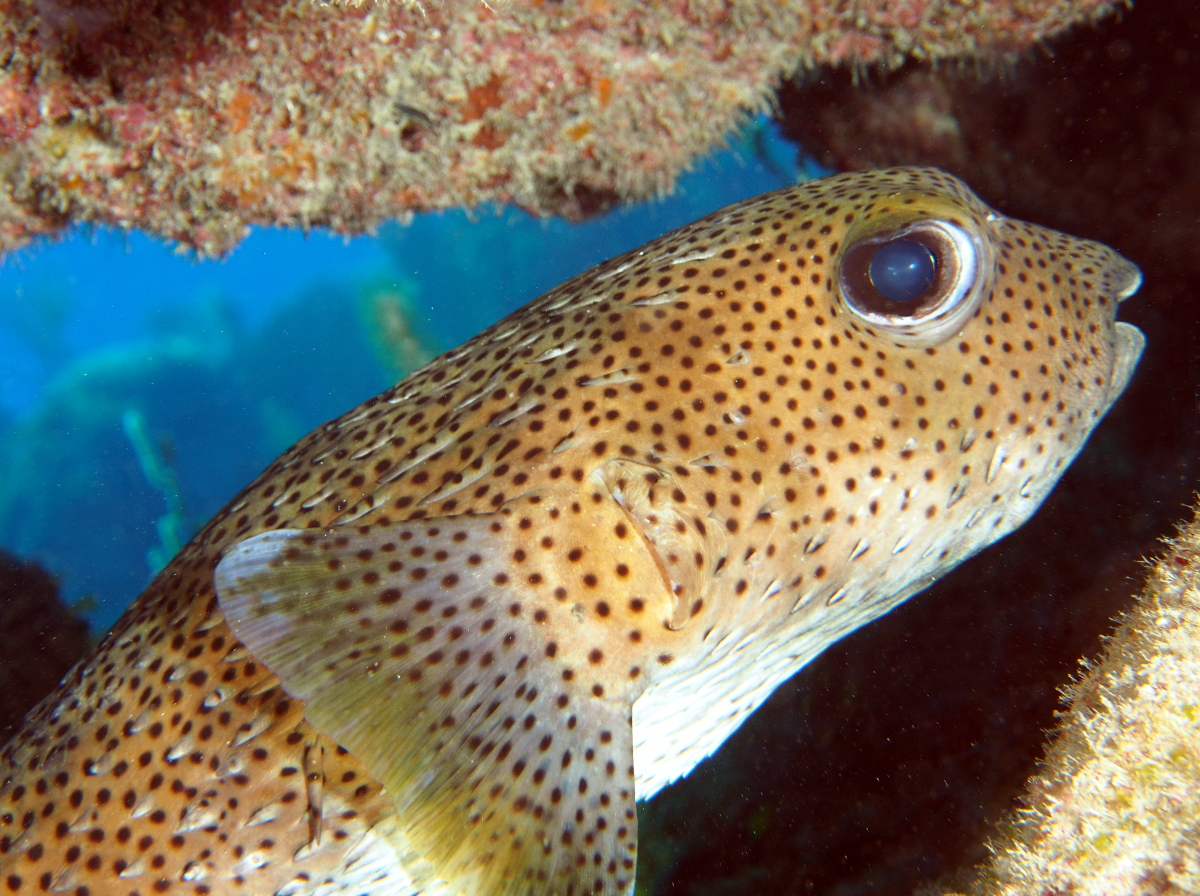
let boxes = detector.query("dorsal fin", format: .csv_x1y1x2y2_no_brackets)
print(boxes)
215,515,638,896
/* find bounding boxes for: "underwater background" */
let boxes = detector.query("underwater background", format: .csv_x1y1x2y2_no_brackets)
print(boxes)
1,1,1198,894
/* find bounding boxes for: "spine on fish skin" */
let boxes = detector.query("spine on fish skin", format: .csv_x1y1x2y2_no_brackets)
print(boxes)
956,502,1200,896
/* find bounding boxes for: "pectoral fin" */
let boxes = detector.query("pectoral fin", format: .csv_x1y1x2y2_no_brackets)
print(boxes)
215,515,638,896
593,459,726,631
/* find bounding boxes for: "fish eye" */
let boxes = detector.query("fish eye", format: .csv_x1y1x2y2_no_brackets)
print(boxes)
838,220,989,347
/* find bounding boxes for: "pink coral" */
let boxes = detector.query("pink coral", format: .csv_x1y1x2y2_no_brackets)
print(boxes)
0,0,1120,258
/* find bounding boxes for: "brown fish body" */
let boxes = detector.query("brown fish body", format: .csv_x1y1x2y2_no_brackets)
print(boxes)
0,169,1142,896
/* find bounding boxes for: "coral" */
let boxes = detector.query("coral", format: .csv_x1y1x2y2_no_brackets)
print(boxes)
0,0,1121,258
0,549,89,738
959,505,1200,896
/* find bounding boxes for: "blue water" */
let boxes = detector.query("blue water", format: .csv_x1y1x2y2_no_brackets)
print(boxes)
0,117,810,632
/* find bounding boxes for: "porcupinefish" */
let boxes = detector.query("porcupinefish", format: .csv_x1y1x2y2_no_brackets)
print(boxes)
0,168,1142,896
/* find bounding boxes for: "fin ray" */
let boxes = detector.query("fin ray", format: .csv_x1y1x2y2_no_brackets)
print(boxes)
216,515,638,896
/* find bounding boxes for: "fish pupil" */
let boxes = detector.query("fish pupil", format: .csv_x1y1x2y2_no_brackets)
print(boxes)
868,238,937,303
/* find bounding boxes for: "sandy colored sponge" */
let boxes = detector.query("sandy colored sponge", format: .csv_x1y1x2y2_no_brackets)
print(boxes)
959,506,1200,896
0,0,1118,257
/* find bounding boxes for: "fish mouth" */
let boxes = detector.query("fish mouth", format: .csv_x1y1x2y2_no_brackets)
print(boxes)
1101,250,1143,413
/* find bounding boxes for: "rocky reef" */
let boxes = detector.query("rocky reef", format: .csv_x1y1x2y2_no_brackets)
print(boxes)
0,0,1121,257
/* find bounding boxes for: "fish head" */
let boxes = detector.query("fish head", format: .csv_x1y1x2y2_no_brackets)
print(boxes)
785,167,1143,595
626,167,1144,793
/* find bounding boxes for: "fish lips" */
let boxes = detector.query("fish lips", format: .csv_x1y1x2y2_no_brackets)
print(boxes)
1102,254,1145,417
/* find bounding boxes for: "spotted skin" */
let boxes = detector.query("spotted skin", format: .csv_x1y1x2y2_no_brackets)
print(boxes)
0,168,1142,896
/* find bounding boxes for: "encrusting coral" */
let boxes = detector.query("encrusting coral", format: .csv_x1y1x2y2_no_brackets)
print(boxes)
954,504,1200,896
0,0,1121,257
